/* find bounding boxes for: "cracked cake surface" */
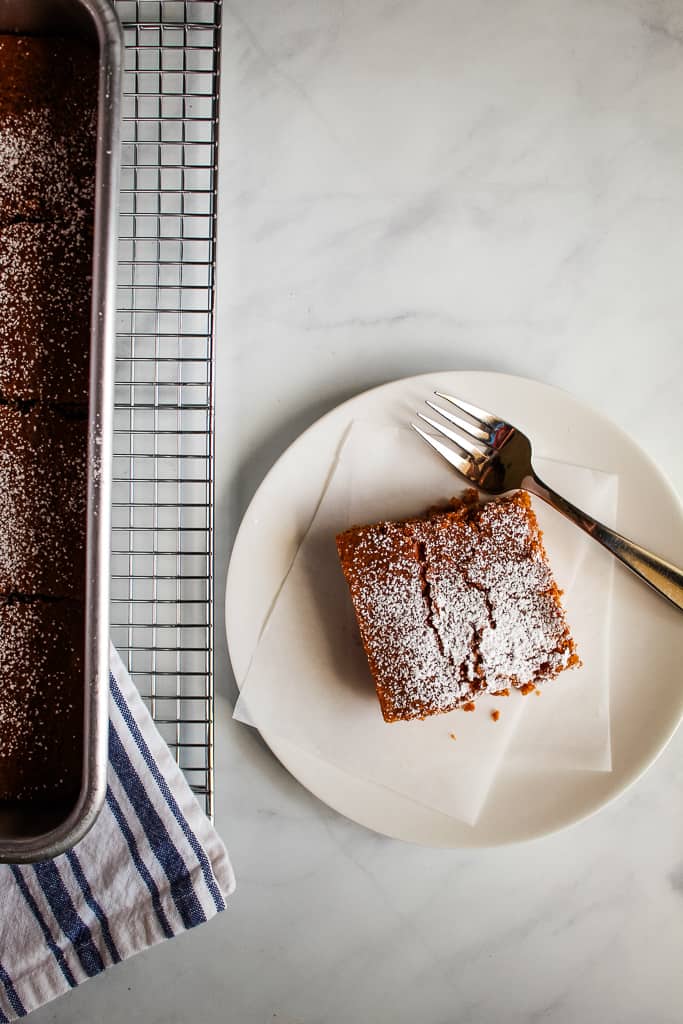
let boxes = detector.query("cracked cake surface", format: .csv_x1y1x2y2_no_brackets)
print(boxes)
336,490,579,723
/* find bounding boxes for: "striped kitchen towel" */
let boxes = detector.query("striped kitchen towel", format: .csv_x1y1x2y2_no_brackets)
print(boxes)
0,645,235,1021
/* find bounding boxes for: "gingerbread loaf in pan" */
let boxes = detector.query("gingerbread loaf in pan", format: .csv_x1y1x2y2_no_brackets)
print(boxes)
0,32,97,802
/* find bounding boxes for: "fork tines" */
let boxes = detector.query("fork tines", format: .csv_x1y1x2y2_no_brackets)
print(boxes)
411,391,499,477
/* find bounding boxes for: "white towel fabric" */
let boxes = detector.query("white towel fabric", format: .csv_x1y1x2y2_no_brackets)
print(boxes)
0,645,235,1022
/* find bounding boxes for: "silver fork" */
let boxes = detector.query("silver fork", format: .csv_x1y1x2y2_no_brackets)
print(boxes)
412,392,683,612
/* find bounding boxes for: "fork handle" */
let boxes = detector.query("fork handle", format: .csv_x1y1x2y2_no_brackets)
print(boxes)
526,473,683,612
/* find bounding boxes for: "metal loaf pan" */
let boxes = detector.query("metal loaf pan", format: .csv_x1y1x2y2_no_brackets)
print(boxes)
0,0,121,862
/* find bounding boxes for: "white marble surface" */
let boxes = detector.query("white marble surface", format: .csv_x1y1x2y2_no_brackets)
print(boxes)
35,1,683,1021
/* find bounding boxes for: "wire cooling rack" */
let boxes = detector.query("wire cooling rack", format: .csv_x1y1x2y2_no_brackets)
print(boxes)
110,0,221,816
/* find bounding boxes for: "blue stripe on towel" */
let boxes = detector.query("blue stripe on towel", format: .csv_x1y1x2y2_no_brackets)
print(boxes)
31,863,104,978
9,867,76,988
110,673,225,912
105,785,174,940
66,851,121,965
0,960,25,1019
108,722,206,930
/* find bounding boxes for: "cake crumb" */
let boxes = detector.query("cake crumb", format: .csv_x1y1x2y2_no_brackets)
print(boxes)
492,688,510,697
519,682,536,696
491,709,500,722
535,689,542,696
449,732,457,741
462,701,476,712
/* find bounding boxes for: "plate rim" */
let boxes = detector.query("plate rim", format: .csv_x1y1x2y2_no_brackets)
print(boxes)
225,370,683,847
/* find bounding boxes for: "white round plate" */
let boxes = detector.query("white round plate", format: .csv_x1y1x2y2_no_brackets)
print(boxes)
225,372,683,847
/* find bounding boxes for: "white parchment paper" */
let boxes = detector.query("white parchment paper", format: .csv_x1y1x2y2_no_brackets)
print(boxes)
234,422,617,825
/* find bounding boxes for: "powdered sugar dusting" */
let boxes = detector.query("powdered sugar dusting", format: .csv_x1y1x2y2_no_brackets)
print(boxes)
0,34,97,225
0,598,83,798
0,406,87,598
338,492,578,722
0,108,96,223
0,222,91,400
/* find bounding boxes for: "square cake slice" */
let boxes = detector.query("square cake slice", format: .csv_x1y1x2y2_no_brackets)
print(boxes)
336,490,579,723
0,222,92,402
0,597,84,801
0,405,87,598
0,34,97,225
